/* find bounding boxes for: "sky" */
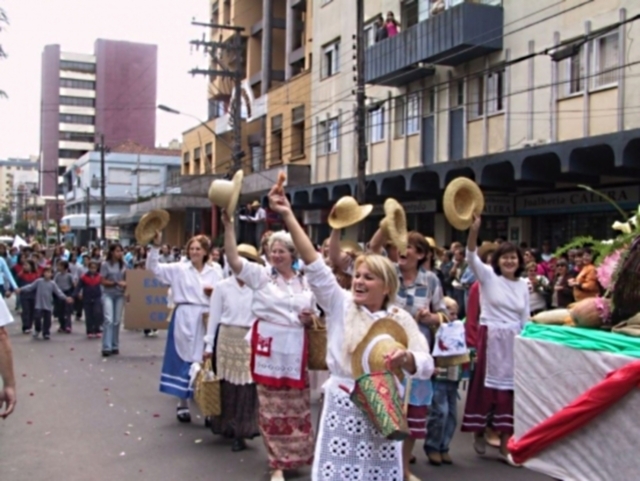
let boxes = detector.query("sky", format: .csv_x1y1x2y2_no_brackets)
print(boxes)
0,0,210,159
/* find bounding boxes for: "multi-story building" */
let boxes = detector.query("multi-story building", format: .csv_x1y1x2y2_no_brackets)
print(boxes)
0,157,39,210
40,39,158,214
61,141,180,246
181,0,313,238
283,0,640,247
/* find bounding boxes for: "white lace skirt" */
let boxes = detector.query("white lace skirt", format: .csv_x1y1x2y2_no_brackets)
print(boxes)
312,379,403,481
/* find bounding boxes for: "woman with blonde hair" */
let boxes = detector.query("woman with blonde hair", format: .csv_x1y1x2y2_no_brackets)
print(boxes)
267,185,434,481
147,232,222,423
223,219,316,481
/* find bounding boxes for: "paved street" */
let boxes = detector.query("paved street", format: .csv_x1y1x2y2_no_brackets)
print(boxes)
0,306,551,481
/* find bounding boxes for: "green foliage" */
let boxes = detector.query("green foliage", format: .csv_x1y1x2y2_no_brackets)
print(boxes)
14,220,29,235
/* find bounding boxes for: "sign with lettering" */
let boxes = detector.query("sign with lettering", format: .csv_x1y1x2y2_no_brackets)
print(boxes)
483,195,514,216
515,186,640,215
124,269,170,331
371,199,437,216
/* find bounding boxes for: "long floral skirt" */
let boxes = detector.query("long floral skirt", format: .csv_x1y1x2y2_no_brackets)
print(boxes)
312,382,403,481
257,382,314,470
460,325,514,434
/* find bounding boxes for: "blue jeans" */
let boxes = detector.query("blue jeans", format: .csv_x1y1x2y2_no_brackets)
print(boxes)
424,380,459,454
102,294,124,352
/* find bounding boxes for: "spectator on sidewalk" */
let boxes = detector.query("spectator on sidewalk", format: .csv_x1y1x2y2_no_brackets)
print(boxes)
0,294,16,419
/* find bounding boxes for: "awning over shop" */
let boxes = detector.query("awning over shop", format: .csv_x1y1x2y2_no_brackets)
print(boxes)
108,195,212,226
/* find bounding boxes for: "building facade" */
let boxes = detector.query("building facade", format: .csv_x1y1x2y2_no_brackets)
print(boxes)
39,39,158,204
61,142,180,245
285,0,640,248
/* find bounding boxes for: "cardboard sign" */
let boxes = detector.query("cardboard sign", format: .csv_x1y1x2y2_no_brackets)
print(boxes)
124,269,171,330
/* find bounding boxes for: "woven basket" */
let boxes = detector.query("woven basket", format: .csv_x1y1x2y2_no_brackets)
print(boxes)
307,316,328,371
194,359,221,417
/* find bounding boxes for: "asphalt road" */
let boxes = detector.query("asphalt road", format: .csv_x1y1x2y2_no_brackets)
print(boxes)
0,306,551,481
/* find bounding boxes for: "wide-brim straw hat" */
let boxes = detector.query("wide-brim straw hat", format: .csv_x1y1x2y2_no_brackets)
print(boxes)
381,198,408,255
425,237,444,256
237,243,264,265
328,196,373,230
478,241,499,259
352,318,409,380
340,240,363,255
443,177,485,230
208,170,244,214
251,200,261,208
135,209,170,244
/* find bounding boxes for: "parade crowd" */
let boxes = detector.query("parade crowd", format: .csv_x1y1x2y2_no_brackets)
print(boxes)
0,180,602,481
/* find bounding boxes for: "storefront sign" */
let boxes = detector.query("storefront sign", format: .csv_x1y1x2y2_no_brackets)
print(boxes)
371,199,437,216
483,196,514,216
516,185,640,215
303,209,329,225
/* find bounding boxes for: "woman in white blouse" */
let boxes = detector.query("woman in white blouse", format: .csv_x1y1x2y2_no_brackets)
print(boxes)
203,244,262,452
223,214,315,481
265,186,434,481
147,232,222,423
460,215,529,463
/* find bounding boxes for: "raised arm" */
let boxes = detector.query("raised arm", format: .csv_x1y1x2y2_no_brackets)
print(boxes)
221,210,243,275
368,226,386,255
328,228,342,267
145,232,178,285
465,215,493,284
268,185,319,266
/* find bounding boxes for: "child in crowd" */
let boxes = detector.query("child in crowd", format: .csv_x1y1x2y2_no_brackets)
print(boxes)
18,267,73,340
54,260,76,333
69,253,86,322
15,259,40,334
74,259,103,339
424,296,466,466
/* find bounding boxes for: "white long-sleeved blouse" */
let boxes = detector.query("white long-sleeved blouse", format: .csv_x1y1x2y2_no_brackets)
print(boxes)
204,276,254,353
303,256,434,383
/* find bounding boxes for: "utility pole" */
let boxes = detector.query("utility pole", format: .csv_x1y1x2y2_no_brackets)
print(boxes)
85,186,91,246
355,0,368,208
96,134,107,245
189,21,246,175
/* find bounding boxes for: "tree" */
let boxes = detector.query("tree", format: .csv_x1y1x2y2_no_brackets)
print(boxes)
0,7,7,99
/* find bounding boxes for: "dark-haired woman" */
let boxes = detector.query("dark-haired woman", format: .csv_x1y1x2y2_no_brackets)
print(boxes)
460,216,529,464
100,244,127,356
147,231,222,423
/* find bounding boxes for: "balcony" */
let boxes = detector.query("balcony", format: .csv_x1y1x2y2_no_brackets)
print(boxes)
365,2,503,87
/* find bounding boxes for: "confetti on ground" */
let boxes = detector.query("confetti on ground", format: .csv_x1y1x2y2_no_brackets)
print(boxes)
44,432,50,436
70,348,75,351
194,439,202,444
120,452,126,457
26,421,32,425
128,424,134,427
137,437,143,441
124,431,130,436
22,374,27,377
29,393,34,397
152,414,160,418
63,370,68,374
104,388,109,391
109,404,114,407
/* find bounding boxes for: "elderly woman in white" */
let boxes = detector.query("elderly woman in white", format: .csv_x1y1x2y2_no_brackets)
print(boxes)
203,244,262,453
266,186,434,481
147,232,222,423
223,214,316,481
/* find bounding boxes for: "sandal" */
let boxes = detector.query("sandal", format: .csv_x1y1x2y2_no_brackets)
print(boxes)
176,407,191,423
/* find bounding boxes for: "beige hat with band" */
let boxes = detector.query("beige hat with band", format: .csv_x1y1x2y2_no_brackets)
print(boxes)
135,209,170,244
328,196,373,230
443,177,485,231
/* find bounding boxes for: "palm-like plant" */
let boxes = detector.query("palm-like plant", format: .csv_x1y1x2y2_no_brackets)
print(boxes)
0,7,8,99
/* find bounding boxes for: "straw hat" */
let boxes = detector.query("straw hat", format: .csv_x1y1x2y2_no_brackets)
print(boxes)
135,209,170,244
380,198,408,255
478,241,499,259
237,243,264,265
425,237,444,256
443,177,485,230
340,240,363,254
351,318,409,380
328,196,373,230
251,200,261,208
208,170,244,215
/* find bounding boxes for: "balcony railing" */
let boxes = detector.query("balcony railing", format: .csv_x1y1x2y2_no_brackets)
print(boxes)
365,2,503,87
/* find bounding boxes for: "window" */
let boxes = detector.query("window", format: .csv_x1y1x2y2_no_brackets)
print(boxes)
318,118,339,154
450,80,464,108
401,0,419,29
270,114,283,164
208,98,226,120
592,32,619,88
182,152,191,174
364,19,377,48
468,74,485,120
395,94,420,137
486,69,505,115
60,79,95,90
322,40,340,79
60,131,95,143
558,43,585,97
205,143,213,173
291,106,305,157
60,96,95,107
139,170,161,186
108,168,130,185
59,113,94,125
251,145,264,173
60,60,95,73
193,147,202,174
367,105,385,143
58,149,85,159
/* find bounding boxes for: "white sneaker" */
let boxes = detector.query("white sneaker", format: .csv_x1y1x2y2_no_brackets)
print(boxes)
270,470,285,481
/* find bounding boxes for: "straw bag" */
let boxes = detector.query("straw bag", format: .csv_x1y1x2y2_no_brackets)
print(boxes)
307,316,328,371
194,359,221,417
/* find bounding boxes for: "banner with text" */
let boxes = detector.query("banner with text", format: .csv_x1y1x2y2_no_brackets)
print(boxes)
124,269,171,331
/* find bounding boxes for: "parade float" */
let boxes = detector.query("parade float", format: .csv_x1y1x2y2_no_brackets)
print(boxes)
509,187,640,481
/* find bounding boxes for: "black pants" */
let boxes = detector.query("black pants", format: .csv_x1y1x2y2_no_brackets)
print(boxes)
74,297,83,319
54,289,74,330
84,299,103,335
20,297,36,331
34,309,53,336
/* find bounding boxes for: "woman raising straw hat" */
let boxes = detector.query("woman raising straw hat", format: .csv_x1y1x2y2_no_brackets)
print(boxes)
222,214,316,481
265,185,434,481
146,231,222,423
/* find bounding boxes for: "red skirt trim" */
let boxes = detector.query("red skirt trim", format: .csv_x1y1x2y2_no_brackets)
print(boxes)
407,404,428,439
